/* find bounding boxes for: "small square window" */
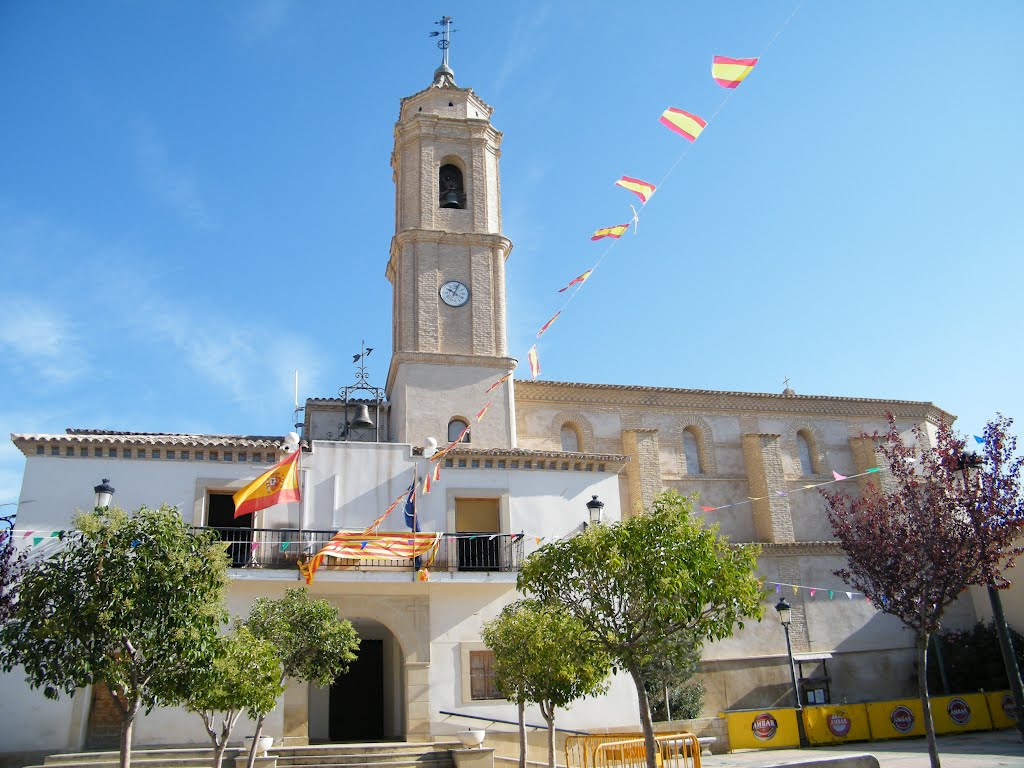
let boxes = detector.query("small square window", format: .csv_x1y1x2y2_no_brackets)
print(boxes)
151,449,159,459
238,451,247,463
471,460,480,469
36,445,44,455
51,446,59,456
209,451,218,461
252,453,262,463
181,450,190,460
223,452,232,462
123,448,131,458
79,447,88,457
65,447,74,457
109,448,117,458
166,449,175,460
137,449,146,459
497,460,505,469
94,447,102,457
196,451,204,461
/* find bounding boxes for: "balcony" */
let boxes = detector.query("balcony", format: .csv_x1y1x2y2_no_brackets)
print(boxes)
192,527,525,574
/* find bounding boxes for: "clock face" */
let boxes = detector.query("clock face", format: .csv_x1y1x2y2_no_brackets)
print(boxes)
439,280,470,307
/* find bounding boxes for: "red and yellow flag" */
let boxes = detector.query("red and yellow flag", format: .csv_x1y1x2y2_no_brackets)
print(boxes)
485,371,513,394
475,399,493,422
591,224,629,241
615,176,656,204
422,471,432,495
527,345,540,379
233,449,301,518
659,108,707,142
558,269,592,293
537,311,561,339
712,55,758,88
298,554,324,585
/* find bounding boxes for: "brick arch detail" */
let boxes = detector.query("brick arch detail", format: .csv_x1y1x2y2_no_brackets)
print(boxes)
675,415,717,476
550,411,595,453
786,422,828,477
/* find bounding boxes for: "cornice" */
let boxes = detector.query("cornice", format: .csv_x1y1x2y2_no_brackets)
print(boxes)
12,430,288,458
440,446,628,474
755,541,845,556
514,380,954,424
386,353,517,395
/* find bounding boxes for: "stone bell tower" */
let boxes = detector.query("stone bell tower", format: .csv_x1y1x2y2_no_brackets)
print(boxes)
385,54,517,449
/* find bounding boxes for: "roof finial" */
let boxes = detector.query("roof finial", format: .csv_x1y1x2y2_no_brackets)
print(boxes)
783,376,796,396
428,15,457,87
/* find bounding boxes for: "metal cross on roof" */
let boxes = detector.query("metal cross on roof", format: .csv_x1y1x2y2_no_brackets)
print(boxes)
428,15,456,69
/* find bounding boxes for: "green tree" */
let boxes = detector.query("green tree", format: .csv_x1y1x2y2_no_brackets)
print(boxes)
0,506,229,768
186,625,283,768
482,599,610,768
244,588,360,768
518,491,762,768
640,630,705,722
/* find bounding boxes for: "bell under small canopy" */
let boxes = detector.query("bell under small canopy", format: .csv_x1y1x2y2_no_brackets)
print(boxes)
439,164,465,209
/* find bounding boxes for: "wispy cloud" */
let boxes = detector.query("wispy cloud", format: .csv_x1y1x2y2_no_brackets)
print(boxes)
235,0,292,42
492,4,552,96
133,122,215,229
0,299,88,385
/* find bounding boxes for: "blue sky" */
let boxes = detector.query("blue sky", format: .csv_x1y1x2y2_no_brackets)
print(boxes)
2,1,1022,503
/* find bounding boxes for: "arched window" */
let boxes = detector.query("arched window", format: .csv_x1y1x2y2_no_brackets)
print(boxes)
682,428,702,475
560,424,580,453
797,431,816,476
448,418,471,444
439,164,465,209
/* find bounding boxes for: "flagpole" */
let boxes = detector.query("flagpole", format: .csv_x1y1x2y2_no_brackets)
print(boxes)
412,463,419,581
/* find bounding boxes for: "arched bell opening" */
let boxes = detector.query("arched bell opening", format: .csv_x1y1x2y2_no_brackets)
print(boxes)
438,163,465,209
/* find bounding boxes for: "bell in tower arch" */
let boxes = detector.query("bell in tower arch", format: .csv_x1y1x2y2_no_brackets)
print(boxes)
439,163,465,209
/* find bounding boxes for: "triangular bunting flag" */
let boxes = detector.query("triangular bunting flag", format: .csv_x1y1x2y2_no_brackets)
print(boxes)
828,590,834,600
832,471,847,481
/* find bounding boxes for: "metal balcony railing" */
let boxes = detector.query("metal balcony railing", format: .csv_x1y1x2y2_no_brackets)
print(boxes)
192,527,525,573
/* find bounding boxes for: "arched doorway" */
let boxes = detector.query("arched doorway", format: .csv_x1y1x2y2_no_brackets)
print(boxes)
308,618,406,742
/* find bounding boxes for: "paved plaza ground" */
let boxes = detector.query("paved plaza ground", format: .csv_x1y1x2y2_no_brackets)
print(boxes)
703,728,1024,767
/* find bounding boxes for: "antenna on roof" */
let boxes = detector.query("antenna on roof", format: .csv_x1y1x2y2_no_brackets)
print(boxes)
293,369,305,434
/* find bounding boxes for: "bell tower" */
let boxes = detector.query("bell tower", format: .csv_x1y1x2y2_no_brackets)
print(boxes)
385,49,517,448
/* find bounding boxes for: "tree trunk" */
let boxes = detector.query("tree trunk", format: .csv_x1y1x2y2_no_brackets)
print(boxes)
118,698,140,768
517,699,527,768
627,663,658,768
212,739,227,768
918,631,941,768
246,713,267,768
540,702,556,768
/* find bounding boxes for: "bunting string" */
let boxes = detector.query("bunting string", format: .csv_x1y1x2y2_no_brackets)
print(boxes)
698,468,881,513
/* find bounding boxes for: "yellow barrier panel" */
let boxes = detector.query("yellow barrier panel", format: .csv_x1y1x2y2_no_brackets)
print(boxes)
566,733,700,768
803,704,871,745
929,693,992,734
985,690,1018,730
722,708,801,750
865,698,926,740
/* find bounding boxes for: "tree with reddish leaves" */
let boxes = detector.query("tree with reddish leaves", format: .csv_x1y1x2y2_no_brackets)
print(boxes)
0,513,25,625
821,414,1024,768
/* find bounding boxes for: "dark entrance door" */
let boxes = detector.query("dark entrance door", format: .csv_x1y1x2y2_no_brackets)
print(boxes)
208,492,253,567
330,639,384,741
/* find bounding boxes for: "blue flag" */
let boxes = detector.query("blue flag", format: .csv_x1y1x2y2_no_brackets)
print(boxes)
403,484,419,532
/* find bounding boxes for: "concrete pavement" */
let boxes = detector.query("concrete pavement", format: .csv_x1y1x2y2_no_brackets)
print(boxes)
703,729,1024,767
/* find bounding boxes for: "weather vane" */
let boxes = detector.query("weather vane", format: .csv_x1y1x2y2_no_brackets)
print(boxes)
428,16,456,70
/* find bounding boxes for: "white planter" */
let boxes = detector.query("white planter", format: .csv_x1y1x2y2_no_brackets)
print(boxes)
244,736,274,756
456,730,486,748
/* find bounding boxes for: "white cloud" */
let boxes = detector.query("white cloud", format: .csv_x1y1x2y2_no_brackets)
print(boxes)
0,300,88,385
235,0,291,42
133,123,215,229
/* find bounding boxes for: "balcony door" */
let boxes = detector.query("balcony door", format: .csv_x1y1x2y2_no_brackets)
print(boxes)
207,492,252,567
455,498,500,571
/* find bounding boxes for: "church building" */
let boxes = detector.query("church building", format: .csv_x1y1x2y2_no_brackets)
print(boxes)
3,54,973,755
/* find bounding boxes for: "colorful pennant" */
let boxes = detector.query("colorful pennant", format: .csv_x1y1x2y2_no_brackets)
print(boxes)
591,224,629,241
537,311,561,338
614,176,656,204
558,270,592,293
527,345,540,379
486,371,514,394
475,399,493,422
659,108,707,142
711,55,758,88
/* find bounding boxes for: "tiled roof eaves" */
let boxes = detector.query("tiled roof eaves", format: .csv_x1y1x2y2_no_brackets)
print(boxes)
444,446,627,463
12,432,287,455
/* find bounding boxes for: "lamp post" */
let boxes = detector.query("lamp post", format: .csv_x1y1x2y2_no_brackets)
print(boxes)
775,598,809,747
955,451,1024,738
586,495,604,526
93,479,115,510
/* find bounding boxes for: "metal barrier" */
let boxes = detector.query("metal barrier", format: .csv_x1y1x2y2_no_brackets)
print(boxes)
566,732,700,768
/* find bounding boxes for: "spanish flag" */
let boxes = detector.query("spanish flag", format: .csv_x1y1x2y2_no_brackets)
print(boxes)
558,269,592,293
527,345,540,379
712,55,758,89
233,448,301,518
615,176,656,204
659,108,707,142
591,224,629,241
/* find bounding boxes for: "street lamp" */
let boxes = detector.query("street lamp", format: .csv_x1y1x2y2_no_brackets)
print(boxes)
775,598,809,747
93,479,115,510
954,451,1024,738
586,495,604,526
